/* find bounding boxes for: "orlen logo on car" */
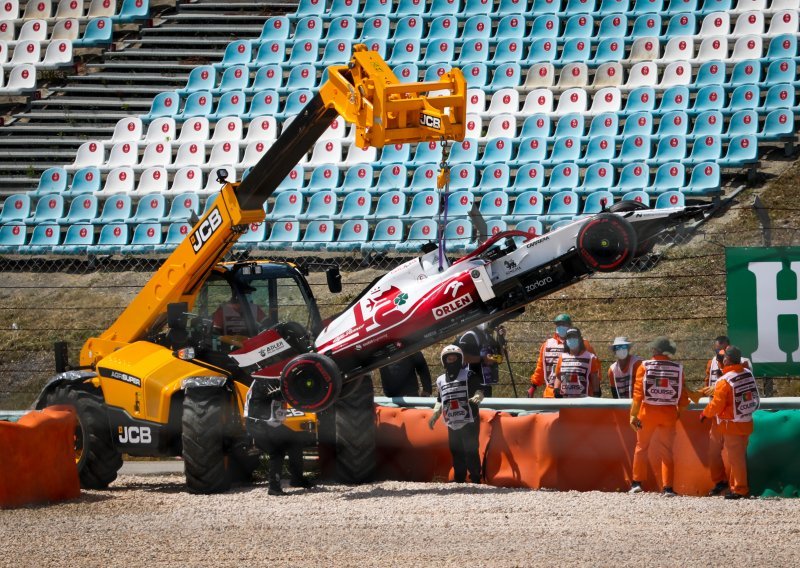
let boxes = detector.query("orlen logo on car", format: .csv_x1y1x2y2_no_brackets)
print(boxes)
190,207,222,253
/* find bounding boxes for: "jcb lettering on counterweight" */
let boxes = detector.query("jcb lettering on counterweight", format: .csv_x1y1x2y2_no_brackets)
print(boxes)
419,113,441,130
190,208,223,253
118,426,152,444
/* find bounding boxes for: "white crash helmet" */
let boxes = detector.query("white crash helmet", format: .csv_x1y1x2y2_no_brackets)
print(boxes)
440,344,464,366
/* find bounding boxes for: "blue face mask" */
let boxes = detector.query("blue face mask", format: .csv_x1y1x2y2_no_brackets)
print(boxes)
556,326,569,338
566,338,580,350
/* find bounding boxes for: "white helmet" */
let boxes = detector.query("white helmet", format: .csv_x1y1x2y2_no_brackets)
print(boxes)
440,344,464,366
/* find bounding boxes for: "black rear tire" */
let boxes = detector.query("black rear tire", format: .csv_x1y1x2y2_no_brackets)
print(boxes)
182,388,231,494
334,375,376,484
280,353,342,413
44,385,122,489
608,200,650,213
576,213,638,272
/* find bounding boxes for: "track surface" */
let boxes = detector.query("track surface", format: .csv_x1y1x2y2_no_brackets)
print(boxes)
2,475,799,567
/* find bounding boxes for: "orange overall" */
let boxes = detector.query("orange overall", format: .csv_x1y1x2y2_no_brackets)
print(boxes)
531,334,596,398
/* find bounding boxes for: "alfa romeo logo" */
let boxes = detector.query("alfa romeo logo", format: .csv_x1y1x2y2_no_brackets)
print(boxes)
394,293,408,306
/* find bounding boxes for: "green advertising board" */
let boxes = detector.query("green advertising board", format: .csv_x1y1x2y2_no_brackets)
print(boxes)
726,247,800,377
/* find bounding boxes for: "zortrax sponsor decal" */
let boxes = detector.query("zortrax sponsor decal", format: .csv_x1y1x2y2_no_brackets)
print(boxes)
99,367,142,387
190,207,223,253
433,293,473,320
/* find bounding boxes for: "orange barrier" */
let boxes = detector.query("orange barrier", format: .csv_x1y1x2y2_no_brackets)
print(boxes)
0,407,80,508
375,406,720,495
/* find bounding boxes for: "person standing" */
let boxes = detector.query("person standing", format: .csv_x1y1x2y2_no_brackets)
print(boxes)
701,346,760,499
629,336,689,497
529,313,596,398
428,345,485,484
379,351,432,397
607,336,643,399
457,322,502,398
552,328,601,398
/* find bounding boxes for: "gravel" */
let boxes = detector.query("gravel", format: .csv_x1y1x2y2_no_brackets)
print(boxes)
2,475,800,567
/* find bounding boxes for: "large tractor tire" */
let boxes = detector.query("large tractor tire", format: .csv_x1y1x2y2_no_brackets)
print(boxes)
576,212,638,272
44,385,123,489
333,375,376,484
182,388,230,494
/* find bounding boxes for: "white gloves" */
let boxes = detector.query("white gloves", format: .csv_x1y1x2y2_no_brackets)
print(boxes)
428,402,442,430
470,390,485,405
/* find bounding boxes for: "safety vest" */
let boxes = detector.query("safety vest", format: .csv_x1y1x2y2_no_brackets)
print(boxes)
722,369,760,422
642,359,683,406
461,329,499,386
709,356,752,389
609,356,641,399
557,351,595,398
436,369,474,431
542,337,566,388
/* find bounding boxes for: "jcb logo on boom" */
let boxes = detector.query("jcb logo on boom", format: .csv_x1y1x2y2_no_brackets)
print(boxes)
190,208,223,253
419,113,441,130
118,426,152,444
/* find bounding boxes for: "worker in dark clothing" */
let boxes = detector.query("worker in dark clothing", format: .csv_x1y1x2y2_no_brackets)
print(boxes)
245,378,312,496
379,351,432,397
457,322,502,398
428,345,485,484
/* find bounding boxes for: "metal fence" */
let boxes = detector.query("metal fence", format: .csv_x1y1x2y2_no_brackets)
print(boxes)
1,208,798,408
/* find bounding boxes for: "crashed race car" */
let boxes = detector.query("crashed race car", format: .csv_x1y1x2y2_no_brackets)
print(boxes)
260,202,708,413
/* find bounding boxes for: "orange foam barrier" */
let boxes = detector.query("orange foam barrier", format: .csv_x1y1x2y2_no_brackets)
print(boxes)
0,406,80,508
375,406,721,495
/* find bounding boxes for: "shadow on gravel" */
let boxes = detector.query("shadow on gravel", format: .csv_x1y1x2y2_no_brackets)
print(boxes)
340,484,530,500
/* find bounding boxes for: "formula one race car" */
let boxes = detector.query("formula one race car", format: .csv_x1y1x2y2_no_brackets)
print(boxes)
274,202,708,413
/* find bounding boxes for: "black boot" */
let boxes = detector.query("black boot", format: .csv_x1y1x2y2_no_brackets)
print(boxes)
268,472,284,496
290,476,313,489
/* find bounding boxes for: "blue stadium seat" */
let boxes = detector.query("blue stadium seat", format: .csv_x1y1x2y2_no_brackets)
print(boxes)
523,38,557,65
649,135,686,165
246,66,282,94
242,90,280,121
53,223,95,255
658,86,691,114
31,194,65,224
287,40,320,67
65,167,101,196
73,17,114,48
478,191,510,218
33,167,68,196
763,59,795,88
275,166,305,194
124,223,163,254
692,85,725,115
655,191,685,209
394,0,427,18
695,60,725,88
577,163,615,194
92,223,129,254
649,162,685,193
178,66,216,96
390,39,421,65
543,137,580,167
397,219,437,253
631,0,664,15
112,0,150,23
251,40,286,68
665,0,697,15
513,220,544,242
294,16,324,41
586,113,619,139
476,163,511,195
0,222,26,253
335,191,372,220
263,219,301,251
300,191,338,220
96,195,132,224
591,38,626,65
327,16,357,40
685,162,721,195
760,109,794,141
529,0,559,15
208,90,246,121
25,223,61,254
542,190,580,223
423,63,452,82
305,165,340,194
630,13,661,38
60,195,98,225
554,38,591,66
511,137,547,166
496,15,526,42
407,190,440,218
259,16,291,42
175,91,213,122
428,0,461,18
718,135,758,167
393,62,419,82
410,140,441,165
597,13,628,39
489,63,522,91
461,62,489,88
446,191,475,217
215,40,251,69
360,0,393,20
142,91,180,122
658,110,691,137
377,143,411,167
166,192,200,222
553,114,584,139
267,191,304,220
686,136,722,165
157,222,192,253
0,194,30,223
359,16,391,41
448,164,477,192
503,190,545,222
579,136,615,166
277,90,313,120
370,191,406,219
327,219,369,253
294,220,335,251
492,38,525,67
456,39,490,65
543,163,579,194
621,190,651,207
375,164,409,192
760,83,794,112
426,15,458,41
563,13,594,39
212,65,248,95
510,163,545,194
764,34,796,62
621,112,654,138
726,85,759,114
581,191,614,216
234,222,268,251
528,15,560,41
321,39,353,66
449,139,479,164
464,0,494,17
444,219,473,252
615,135,651,164
726,59,761,89
612,162,650,195
131,194,166,223
409,164,439,191
461,15,492,43
484,219,508,240
339,164,374,193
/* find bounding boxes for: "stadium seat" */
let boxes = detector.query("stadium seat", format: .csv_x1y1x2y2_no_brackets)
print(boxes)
65,141,104,171
233,222,268,251
448,164,477,192
397,219,437,253
542,191,580,223
621,190,651,207
112,0,150,24
104,141,139,170
139,141,173,170
445,191,474,217
262,219,300,251
165,192,200,222
760,109,794,141
175,91,213,122
215,40,251,69
66,166,101,196
0,194,30,223
510,163,545,194
407,190,440,218
393,62,419,82
60,195,98,225
375,164,409,192
31,194,64,224
266,190,304,221
33,167,67,195
339,165,374,194
577,163,615,195
0,222,26,253
26,223,61,255
581,191,615,216
208,140,240,168
110,117,143,144
364,218,403,253
655,190,685,209
259,16,291,41
359,16,390,41
294,219,335,251
650,162,685,193
389,39,421,65
686,162,721,195
513,219,544,241
54,223,95,256
212,66,248,95
443,219,473,252
449,139,479,164
335,190,372,220
137,167,169,195
476,163,510,195
251,41,286,68
612,163,650,195
96,195,132,224
123,222,163,254
144,117,176,143
719,134,758,166
177,117,211,143
328,219,369,253
157,222,192,253
131,194,166,223
478,191,509,218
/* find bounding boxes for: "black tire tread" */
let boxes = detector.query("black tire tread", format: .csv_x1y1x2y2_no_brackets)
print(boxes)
45,385,123,490
334,376,376,484
182,388,230,494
